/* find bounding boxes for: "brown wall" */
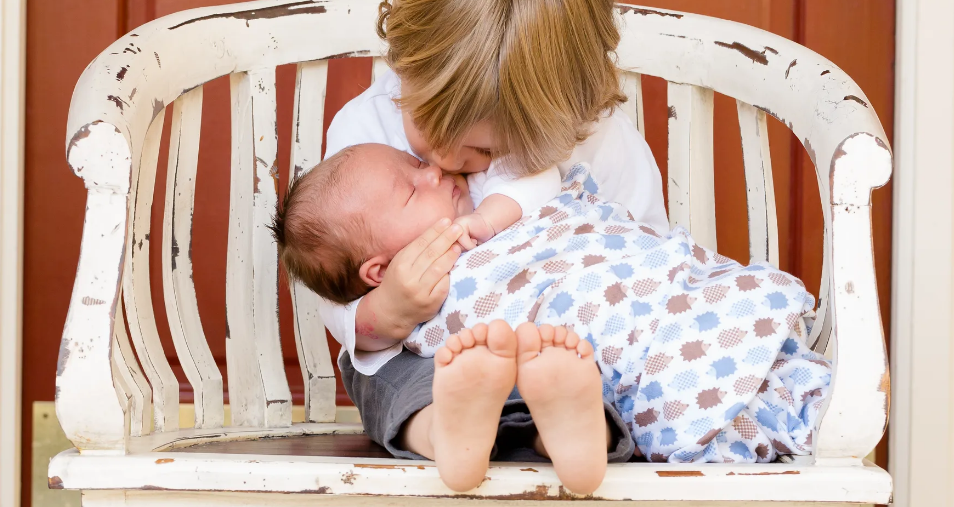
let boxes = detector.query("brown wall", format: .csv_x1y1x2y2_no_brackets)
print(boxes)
21,1,894,505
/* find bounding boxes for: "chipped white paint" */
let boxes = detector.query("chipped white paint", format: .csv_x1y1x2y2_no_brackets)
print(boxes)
667,83,717,250
162,86,225,430
125,112,180,433
737,102,779,266
371,56,389,84
52,448,891,503
227,68,291,428
289,60,336,423
111,301,153,437
55,0,892,502
620,72,646,137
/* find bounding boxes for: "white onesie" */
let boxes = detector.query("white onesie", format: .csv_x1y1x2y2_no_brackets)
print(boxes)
320,69,668,375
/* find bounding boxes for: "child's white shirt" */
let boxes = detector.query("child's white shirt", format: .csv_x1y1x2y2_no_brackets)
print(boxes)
319,69,668,375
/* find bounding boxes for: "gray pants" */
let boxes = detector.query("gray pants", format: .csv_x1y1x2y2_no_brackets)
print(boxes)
339,348,636,462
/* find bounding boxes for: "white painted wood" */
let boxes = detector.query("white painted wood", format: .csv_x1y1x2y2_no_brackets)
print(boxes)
620,72,646,136
51,448,891,504
111,300,153,437
227,68,292,428
737,101,779,266
84,490,872,507
667,83,717,250
814,134,891,464
162,86,225,430
289,60,336,423
124,111,180,433
890,0,954,504
59,122,131,452
0,0,25,503
371,56,389,84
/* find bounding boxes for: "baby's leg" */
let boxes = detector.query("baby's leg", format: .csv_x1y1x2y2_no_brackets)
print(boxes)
400,321,518,492
516,323,608,495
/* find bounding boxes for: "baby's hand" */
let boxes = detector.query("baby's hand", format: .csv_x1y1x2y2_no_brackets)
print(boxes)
453,213,495,251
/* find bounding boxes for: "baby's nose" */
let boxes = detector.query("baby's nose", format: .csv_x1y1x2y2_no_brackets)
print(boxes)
417,165,442,187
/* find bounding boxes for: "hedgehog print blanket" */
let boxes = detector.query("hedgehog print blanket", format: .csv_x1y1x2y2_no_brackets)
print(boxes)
405,165,831,463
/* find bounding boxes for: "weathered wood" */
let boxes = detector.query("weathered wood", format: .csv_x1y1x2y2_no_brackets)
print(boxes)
227,68,291,428
667,83,717,250
111,299,153,437
371,56,389,84
620,72,646,136
51,447,891,504
59,122,130,451
124,111,180,432
289,60,336,423
162,86,224,430
737,101,780,266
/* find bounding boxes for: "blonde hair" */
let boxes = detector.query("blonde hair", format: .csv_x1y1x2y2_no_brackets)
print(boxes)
377,0,626,175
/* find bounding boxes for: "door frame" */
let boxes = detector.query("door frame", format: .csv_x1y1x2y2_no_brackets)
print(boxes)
890,0,954,505
0,0,26,506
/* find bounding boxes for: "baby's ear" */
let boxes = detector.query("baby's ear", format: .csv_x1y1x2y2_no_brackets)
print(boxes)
359,255,390,287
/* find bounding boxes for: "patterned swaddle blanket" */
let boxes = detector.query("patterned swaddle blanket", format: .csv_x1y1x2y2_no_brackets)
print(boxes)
406,165,831,463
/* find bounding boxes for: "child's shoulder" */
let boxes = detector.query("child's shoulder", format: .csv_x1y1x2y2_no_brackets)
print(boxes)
326,69,405,155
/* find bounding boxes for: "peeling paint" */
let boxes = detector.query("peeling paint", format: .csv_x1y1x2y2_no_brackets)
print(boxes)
107,95,129,111
354,463,427,470
657,471,704,477
821,70,831,76
726,470,800,476
325,50,372,60
845,281,855,294
668,106,678,120
155,458,175,464
714,41,770,65
56,343,71,377
785,59,797,79
617,5,684,19
520,467,539,472
154,52,161,68
804,138,817,167
844,95,869,108
754,105,784,125
169,1,327,29
341,471,356,484
152,99,165,121
81,296,107,306
116,66,129,81
764,46,778,55
48,476,64,489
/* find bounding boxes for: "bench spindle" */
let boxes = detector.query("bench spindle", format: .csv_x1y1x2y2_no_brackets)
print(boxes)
620,72,646,136
372,56,389,84
226,68,292,428
110,298,153,437
737,101,780,266
124,112,180,432
288,60,337,423
162,86,225,429
667,82,717,250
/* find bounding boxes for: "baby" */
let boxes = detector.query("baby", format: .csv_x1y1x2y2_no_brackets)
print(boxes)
273,142,617,494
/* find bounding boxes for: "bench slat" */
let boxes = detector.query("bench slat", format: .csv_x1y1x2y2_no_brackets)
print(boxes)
123,111,180,432
620,72,646,136
737,101,780,266
372,56,389,84
289,60,337,423
111,297,153,437
162,86,225,429
667,83,717,250
227,69,292,428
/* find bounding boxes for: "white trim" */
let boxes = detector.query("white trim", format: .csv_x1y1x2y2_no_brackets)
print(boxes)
0,0,26,506
890,0,954,505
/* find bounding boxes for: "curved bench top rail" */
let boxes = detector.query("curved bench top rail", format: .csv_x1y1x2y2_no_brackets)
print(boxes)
616,6,891,194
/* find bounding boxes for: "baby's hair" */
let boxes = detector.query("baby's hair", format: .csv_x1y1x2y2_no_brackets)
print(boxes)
270,147,374,305
377,0,626,175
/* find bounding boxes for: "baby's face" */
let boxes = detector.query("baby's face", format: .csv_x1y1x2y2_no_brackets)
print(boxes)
354,144,474,258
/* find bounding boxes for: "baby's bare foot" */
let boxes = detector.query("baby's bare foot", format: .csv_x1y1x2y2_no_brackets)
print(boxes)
516,323,607,495
432,321,517,492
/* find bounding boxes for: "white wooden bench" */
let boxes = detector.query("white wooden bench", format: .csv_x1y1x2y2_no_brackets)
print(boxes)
49,1,892,505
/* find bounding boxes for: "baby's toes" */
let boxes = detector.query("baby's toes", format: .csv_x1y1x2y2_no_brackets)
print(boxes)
575,338,595,360
552,326,568,346
457,328,476,349
538,324,555,348
470,323,489,346
435,346,455,367
445,334,463,354
564,329,580,350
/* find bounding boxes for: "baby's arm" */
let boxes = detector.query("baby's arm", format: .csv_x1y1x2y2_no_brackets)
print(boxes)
455,165,562,250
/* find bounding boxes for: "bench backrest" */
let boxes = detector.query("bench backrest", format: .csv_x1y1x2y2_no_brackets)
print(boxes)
58,0,890,462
